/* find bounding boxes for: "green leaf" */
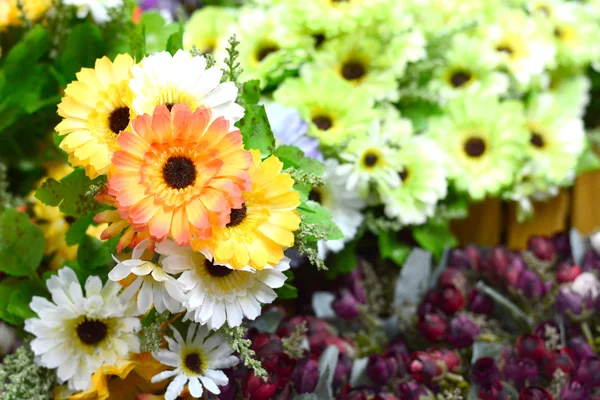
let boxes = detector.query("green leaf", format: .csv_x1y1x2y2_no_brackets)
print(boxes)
298,201,344,241
236,105,276,156
77,235,119,274
65,214,94,246
142,12,179,55
274,145,304,169
298,157,325,177
3,26,50,83
7,280,47,321
325,240,358,279
276,283,298,299
576,146,600,175
165,21,184,56
142,308,158,327
35,168,105,217
378,230,411,267
130,23,147,59
241,80,261,105
0,208,45,277
0,278,22,325
57,22,107,83
412,221,457,261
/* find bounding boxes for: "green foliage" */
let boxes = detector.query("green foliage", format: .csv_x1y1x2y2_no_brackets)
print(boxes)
241,80,261,105
298,201,344,242
57,22,107,82
236,104,276,156
412,221,458,261
165,21,184,56
324,239,358,279
65,214,94,246
141,12,179,55
222,326,268,381
0,278,47,325
378,230,411,267
140,311,170,352
223,34,243,92
35,168,106,218
77,235,120,277
275,270,298,299
0,208,45,277
0,343,57,400
575,144,600,175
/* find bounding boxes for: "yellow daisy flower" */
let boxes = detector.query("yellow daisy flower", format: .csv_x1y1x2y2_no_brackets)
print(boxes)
0,0,51,28
192,150,301,270
56,54,135,179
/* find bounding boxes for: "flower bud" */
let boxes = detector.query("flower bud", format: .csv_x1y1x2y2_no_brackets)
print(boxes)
545,348,576,377
448,246,480,270
505,255,526,288
434,348,461,373
569,337,595,363
332,289,361,320
560,379,591,400
433,284,465,314
517,269,546,300
488,247,511,280
516,334,547,364
575,356,600,387
469,289,494,315
367,354,396,386
374,393,398,400
503,358,539,388
397,380,431,400
409,352,443,385
448,315,480,348
555,289,584,316
334,355,353,388
528,236,556,261
552,232,572,260
439,269,467,293
472,357,500,386
478,380,511,400
292,359,319,394
518,386,553,400
582,250,600,272
242,372,279,400
417,312,448,342
557,262,583,284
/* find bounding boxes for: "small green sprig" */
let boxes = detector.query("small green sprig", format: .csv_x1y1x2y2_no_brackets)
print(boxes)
0,342,57,400
140,312,170,352
282,321,308,359
283,167,324,188
222,35,244,102
190,45,217,68
221,325,268,381
364,211,404,235
293,227,327,270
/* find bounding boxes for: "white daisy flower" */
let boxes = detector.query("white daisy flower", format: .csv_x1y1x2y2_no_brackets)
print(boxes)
311,159,365,258
129,50,244,122
159,244,289,329
338,121,402,197
151,324,238,400
109,239,187,314
63,0,122,23
24,267,140,392
381,137,448,225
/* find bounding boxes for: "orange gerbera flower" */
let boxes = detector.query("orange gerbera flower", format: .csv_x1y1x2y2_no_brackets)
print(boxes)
107,103,252,246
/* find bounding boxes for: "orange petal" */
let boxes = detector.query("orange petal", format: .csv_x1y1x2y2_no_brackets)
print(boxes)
112,150,144,172
148,206,173,242
183,107,211,142
171,104,192,140
170,206,191,246
118,226,136,252
129,196,158,224
117,131,149,159
151,105,173,142
186,198,211,237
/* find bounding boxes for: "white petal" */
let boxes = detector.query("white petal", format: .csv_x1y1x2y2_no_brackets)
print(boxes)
121,277,143,302
210,302,226,330
84,276,102,296
152,267,169,282
108,263,131,282
204,369,229,386
165,375,188,400
151,369,178,383
153,350,181,367
131,262,155,276
188,376,204,398
200,375,220,395
132,238,151,260
137,281,154,314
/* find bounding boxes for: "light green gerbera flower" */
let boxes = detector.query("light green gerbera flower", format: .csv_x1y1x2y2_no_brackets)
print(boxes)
426,94,528,200
306,29,425,101
225,8,312,87
548,74,590,118
379,103,414,144
273,71,377,147
524,92,585,185
380,136,448,225
428,34,508,100
183,6,238,56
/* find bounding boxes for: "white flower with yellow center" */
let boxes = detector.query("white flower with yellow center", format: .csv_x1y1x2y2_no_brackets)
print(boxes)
25,267,140,392
159,243,289,330
63,0,122,23
129,50,244,122
311,159,365,258
109,239,187,314
152,324,238,400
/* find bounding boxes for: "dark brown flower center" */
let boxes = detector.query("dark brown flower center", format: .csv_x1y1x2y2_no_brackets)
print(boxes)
227,203,247,227
341,60,366,81
399,167,409,182
363,152,379,167
184,352,204,374
309,189,322,203
496,45,514,55
162,156,197,189
464,137,486,158
108,107,130,134
312,116,333,131
450,71,472,88
204,258,233,277
530,132,545,148
165,103,175,111
313,33,326,48
76,319,108,345
256,45,279,62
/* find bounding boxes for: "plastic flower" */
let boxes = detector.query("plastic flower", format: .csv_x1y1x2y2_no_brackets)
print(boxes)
151,325,238,400
274,72,377,147
524,93,585,185
184,6,237,55
159,243,290,329
129,50,244,123
107,104,252,246
503,163,559,222
0,0,51,27
381,137,448,225
311,159,365,258
337,122,402,197
482,8,555,87
429,34,509,100
230,8,312,86
109,239,187,314
63,0,122,23
264,102,322,160
426,94,528,200
192,150,300,270
308,29,425,101
548,74,590,119
405,0,491,37
56,54,135,179
25,268,140,392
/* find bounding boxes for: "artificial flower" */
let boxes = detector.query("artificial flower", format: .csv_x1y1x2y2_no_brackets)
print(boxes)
337,121,402,197
381,137,448,225
273,71,377,147
429,34,509,100
184,6,237,55
158,241,290,329
63,0,122,23
56,54,135,179
426,94,528,200
524,93,585,185
192,150,300,270
109,239,187,314
264,102,322,160
0,0,51,27
128,50,244,122
310,159,365,258
405,0,493,37
548,74,590,119
25,267,140,392
107,104,252,246
151,324,238,400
